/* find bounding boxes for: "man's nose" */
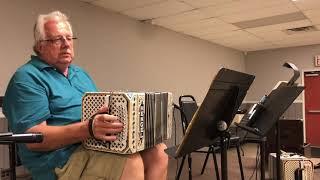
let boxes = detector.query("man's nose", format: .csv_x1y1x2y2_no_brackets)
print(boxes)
61,37,71,47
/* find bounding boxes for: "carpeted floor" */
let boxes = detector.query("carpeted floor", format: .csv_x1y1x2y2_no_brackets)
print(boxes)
167,143,320,180
14,143,320,179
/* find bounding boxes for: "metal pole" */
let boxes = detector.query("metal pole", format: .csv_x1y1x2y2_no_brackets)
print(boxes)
220,134,228,180
276,121,281,180
260,137,266,180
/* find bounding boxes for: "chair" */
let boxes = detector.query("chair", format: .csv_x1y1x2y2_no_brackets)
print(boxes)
0,96,16,180
0,137,19,180
176,95,219,180
0,133,42,180
176,95,244,180
174,95,219,180
0,96,42,180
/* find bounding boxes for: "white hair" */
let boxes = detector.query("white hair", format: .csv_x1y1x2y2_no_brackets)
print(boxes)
33,11,73,54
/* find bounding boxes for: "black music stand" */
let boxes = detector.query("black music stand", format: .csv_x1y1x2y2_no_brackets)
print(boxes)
0,132,43,180
166,68,255,180
236,62,304,180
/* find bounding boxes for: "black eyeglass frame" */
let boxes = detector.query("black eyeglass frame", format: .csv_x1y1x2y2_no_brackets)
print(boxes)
40,36,78,45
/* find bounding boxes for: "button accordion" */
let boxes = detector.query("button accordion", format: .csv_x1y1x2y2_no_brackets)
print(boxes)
81,92,173,154
269,153,314,180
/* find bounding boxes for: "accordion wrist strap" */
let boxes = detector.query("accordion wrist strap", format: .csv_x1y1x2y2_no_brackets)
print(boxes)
88,113,98,140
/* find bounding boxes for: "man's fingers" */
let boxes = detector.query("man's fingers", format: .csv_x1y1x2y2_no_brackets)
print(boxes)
95,120,124,129
95,114,119,123
95,132,122,142
102,122,124,129
95,126,123,134
101,135,118,142
91,113,125,141
97,105,109,114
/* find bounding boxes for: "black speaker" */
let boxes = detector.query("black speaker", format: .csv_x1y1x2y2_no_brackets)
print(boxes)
266,119,304,154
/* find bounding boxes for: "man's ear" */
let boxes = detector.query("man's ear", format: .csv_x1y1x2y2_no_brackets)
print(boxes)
33,42,42,55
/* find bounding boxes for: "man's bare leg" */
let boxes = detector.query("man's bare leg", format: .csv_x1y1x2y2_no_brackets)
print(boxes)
120,153,144,180
140,143,168,180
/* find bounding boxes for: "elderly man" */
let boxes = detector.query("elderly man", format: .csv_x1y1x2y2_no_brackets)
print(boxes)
3,11,168,180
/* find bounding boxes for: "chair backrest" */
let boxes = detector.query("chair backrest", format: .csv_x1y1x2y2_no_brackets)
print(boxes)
0,96,3,108
178,95,198,135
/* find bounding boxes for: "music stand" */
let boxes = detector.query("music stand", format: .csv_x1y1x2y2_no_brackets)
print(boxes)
166,68,255,180
236,62,304,180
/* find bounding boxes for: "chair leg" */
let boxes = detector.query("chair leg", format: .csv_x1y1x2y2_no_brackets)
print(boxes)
188,154,192,180
236,143,245,180
9,143,16,180
212,148,220,180
176,155,186,180
200,146,212,174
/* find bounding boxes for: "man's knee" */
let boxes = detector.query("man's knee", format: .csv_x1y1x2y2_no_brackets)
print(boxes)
139,144,168,180
127,153,144,169
155,143,169,168
121,153,144,180
142,143,169,169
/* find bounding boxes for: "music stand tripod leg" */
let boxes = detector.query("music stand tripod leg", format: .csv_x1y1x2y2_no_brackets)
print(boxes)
236,141,244,180
188,154,192,180
200,146,212,174
212,148,220,180
176,155,186,180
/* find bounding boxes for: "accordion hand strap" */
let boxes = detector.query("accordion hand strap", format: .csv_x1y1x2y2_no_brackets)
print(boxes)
88,113,99,140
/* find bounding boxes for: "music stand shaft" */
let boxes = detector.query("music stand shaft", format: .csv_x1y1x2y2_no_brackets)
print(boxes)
260,137,266,180
220,134,228,180
276,121,281,180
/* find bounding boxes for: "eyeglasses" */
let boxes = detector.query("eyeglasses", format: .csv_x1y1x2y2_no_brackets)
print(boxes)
41,36,77,46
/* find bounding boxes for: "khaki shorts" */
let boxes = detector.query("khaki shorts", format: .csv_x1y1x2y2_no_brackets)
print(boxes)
55,146,127,180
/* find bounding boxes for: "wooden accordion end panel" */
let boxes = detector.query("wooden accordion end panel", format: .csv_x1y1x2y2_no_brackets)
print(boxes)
82,92,173,154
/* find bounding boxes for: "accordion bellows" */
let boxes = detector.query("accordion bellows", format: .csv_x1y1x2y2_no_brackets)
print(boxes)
82,92,173,154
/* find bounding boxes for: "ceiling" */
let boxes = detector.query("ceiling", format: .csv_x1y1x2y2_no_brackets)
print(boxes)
79,0,320,52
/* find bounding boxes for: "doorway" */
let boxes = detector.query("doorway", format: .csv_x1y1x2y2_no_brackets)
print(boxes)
303,70,320,147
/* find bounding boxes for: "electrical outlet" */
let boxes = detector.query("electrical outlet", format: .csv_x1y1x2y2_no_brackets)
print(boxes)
0,168,11,180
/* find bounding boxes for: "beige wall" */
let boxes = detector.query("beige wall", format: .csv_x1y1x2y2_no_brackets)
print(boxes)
0,0,245,103
245,44,320,102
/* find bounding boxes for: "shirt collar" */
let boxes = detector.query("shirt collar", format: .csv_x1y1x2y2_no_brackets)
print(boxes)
29,55,52,70
29,55,79,75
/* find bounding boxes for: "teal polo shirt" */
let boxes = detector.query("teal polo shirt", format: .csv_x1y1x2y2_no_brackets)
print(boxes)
3,55,98,180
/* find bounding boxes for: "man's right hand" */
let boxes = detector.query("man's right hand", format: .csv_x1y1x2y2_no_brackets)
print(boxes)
90,106,124,141
91,113,124,141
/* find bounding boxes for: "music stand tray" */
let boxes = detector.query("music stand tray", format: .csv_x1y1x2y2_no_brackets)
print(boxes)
236,82,304,180
239,82,304,137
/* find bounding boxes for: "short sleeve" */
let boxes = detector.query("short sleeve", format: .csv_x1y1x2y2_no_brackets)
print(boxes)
3,81,50,133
